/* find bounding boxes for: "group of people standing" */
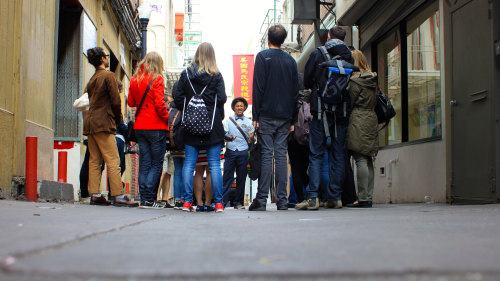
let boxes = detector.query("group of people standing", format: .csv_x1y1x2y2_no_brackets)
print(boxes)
81,24,379,213
248,25,379,211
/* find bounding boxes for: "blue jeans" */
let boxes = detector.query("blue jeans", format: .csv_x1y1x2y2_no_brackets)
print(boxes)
173,157,184,201
255,118,290,206
288,173,298,205
308,118,345,201
319,151,329,201
135,130,167,202
222,149,248,207
183,144,223,203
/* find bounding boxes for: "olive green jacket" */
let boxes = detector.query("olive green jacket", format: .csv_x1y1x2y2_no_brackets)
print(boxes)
347,71,379,157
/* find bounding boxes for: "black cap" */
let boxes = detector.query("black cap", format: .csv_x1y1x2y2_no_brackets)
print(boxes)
231,97,248,111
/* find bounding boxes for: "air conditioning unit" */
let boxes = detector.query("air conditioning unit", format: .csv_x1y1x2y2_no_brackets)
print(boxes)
291,0,316,24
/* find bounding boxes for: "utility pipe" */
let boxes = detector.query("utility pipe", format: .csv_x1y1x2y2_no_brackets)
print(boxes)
25,137,38,201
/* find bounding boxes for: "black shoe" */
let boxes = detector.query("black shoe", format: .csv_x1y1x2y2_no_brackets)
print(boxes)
345,201,372,208
287,203,296,208
161,200,173,208
249,200,266,211
174,201,184,210
277,204,288,210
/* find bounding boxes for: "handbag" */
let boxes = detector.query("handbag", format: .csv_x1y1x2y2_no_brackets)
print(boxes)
375,90,396,129
166,106,184,150
73,93,89,111
126,76,157,143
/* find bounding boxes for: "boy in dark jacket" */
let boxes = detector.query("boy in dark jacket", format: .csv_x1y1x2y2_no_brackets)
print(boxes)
297,26,353,210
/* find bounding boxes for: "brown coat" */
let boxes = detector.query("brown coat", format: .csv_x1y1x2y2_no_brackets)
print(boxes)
83,68,122,135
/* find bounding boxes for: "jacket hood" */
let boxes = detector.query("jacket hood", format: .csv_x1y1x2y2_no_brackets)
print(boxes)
186,64,214,85
351,71,378,89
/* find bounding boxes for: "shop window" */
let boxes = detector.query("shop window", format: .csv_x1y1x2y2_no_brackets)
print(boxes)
407,3,441,141
376,1,441,146
377,30,402,146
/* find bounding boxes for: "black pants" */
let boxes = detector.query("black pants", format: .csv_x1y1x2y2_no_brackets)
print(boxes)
288,139,309,203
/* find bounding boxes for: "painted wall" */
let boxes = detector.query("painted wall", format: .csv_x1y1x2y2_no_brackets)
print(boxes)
0,0,57,193
374,140,447,203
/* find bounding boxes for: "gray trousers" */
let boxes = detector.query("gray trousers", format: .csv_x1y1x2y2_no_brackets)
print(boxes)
255,118,290,206
353,152,374,201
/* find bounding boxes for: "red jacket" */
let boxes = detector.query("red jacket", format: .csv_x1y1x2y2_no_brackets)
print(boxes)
128,72,169,130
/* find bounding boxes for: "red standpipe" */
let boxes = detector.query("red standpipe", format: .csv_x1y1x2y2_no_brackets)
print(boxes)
25,137,38,201
58,151,68,183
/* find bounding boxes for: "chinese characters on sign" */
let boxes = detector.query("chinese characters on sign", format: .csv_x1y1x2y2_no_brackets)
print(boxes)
232,55,254,105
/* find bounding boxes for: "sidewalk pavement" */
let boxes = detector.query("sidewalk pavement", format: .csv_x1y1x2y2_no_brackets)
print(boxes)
0,200,500,281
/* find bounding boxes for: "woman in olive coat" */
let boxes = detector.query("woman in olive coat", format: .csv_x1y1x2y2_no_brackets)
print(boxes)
346,50,379,208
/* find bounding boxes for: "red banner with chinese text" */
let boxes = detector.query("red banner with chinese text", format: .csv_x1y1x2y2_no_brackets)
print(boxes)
232,55,254,105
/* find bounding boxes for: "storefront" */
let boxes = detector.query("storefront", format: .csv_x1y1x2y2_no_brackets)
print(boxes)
339,0,500,203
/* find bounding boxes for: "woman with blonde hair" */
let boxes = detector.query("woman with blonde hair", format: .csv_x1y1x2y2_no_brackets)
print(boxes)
346,49,378,208
128,51,169,208
174,42,227,213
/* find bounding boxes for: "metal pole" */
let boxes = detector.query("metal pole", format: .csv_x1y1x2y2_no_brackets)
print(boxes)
25,137,38,201
140,18,149,59
57,151,68,183
314,0,321,47
273,0,276,24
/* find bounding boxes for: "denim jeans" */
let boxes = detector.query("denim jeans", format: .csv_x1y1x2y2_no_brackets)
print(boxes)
255,118,290,206
308,118,345,201
319,151,330,202
183,144,223,203
222,149,248,206
173,157,185,201
135,130,167,202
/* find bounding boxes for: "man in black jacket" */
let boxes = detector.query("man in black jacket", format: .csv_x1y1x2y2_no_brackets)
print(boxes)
249,25,299,211
297,26,353,211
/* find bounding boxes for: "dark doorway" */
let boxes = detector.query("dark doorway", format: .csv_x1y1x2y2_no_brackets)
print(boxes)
450,0,497,203
55,4,82,141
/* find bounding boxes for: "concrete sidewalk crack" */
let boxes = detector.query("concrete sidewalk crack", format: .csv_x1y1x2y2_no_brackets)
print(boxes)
1,214,167,273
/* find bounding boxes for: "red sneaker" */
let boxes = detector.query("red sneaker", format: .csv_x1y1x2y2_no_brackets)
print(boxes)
182,202,194,212
215,203,224,213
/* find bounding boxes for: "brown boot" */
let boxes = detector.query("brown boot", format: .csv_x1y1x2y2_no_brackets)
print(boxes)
90,194,111,206
113,195,139,207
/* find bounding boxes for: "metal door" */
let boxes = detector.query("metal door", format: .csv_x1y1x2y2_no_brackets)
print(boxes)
451,0,496,203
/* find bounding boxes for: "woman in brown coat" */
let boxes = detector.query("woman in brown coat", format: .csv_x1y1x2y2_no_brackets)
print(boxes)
84,47,138,207
346,50,378,208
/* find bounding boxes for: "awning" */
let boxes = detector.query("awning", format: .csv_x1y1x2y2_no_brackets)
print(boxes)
337,0,377,26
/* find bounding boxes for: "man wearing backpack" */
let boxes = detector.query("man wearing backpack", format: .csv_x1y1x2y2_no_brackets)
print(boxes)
297,26,354,210
249,25,299,211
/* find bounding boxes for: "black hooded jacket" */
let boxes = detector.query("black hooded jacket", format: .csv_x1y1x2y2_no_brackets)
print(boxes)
173,64,227,148
304,40,353,123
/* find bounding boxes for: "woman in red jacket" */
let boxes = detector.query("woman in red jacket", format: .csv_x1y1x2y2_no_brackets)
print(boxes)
128,52,169,208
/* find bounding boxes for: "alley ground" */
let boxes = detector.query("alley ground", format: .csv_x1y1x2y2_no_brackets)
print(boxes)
0,200,499,281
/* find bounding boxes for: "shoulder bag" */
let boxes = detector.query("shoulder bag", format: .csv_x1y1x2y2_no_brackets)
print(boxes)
126,76,156,143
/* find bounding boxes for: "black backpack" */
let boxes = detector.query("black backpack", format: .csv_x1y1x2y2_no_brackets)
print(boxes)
316,46,359,117
181,71,215,136
167,105,184,151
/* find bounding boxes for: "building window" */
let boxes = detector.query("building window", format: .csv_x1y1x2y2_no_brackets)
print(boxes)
376,1,440,146
377,30,402,145
407,3,441,141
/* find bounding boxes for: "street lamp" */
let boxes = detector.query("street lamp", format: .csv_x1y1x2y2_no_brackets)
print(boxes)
138,2,153,59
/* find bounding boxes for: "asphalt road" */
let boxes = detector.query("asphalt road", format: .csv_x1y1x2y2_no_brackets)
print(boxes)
1,200,500,281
